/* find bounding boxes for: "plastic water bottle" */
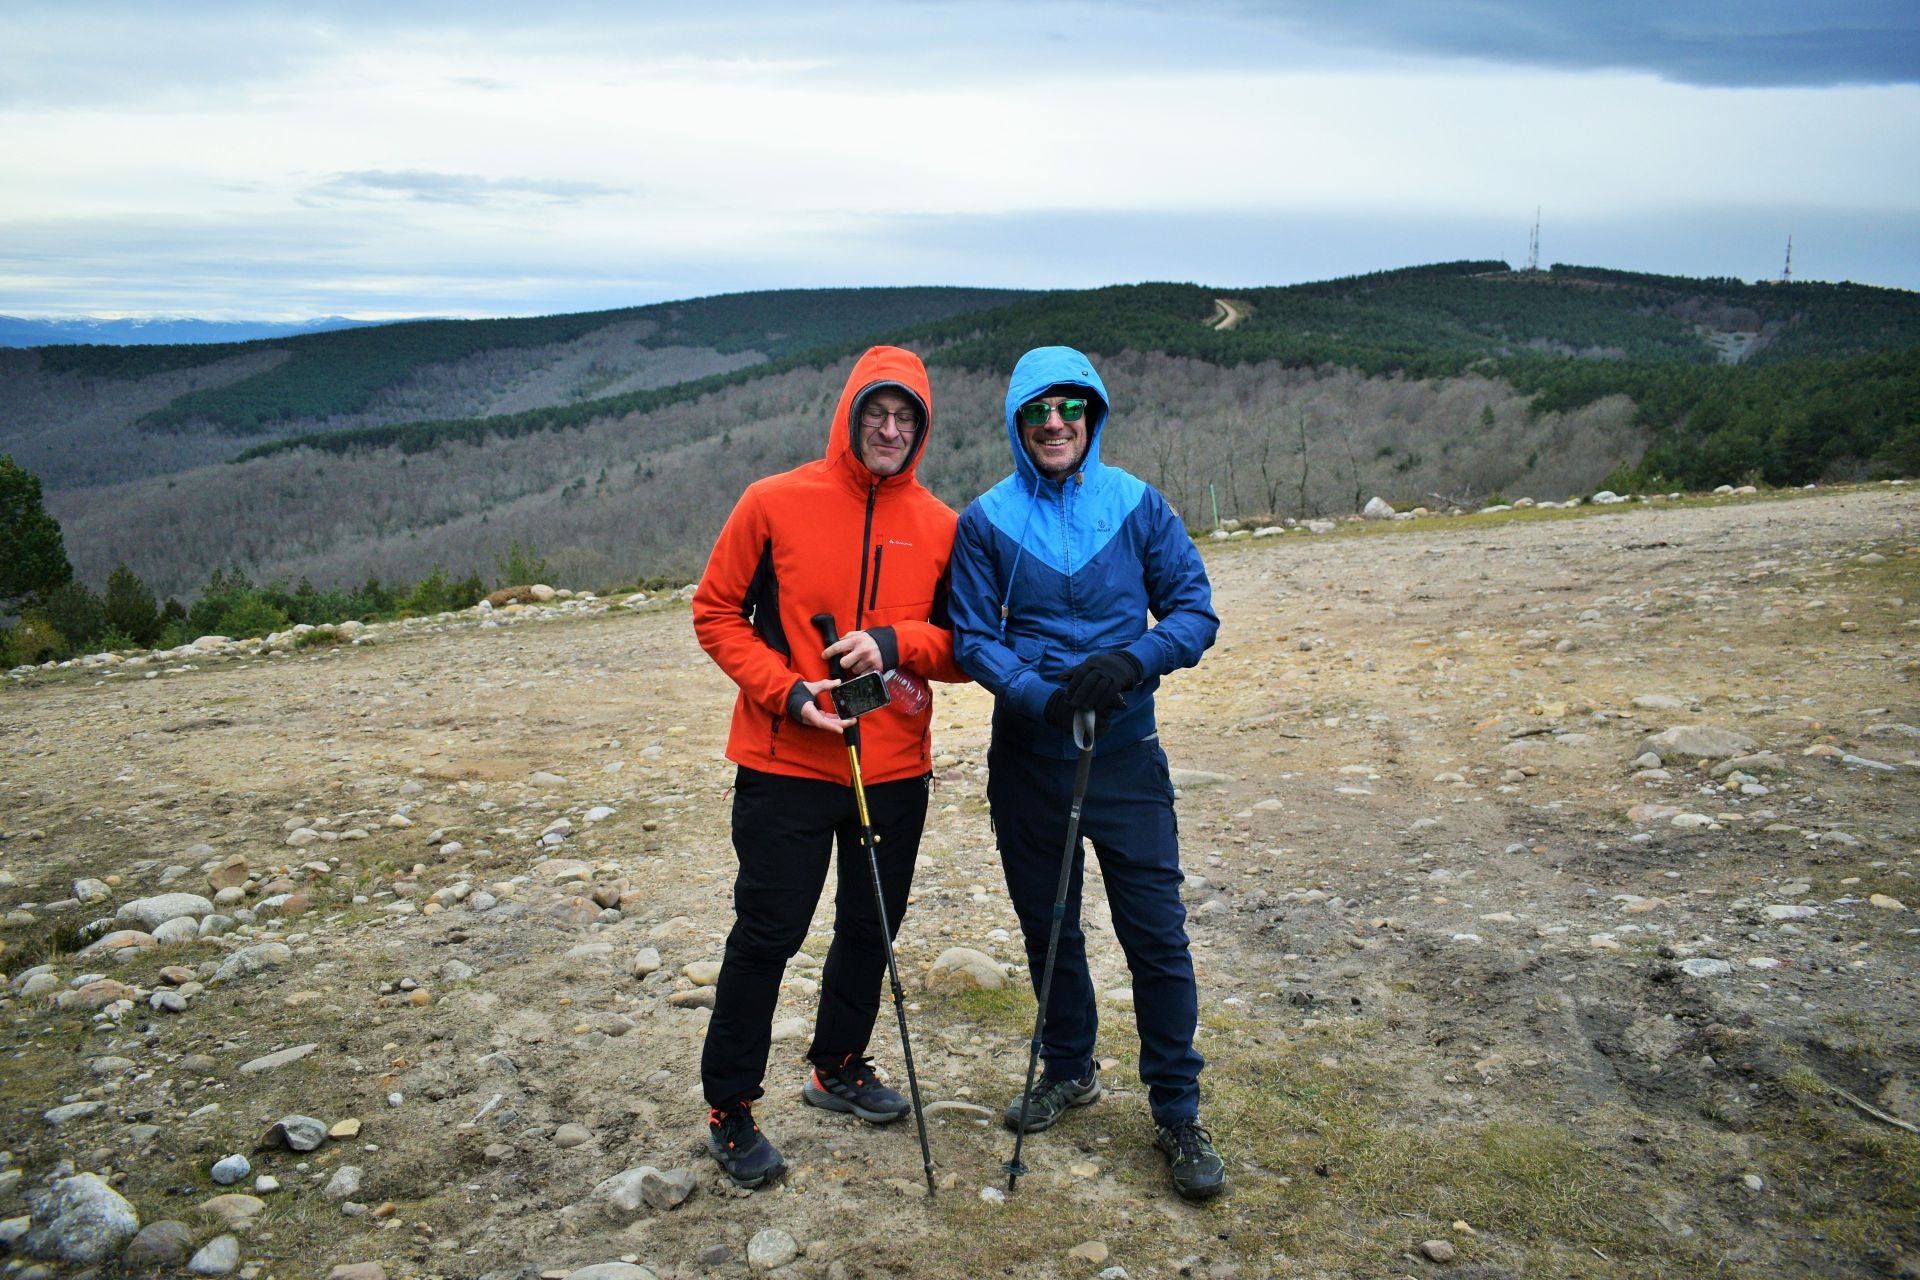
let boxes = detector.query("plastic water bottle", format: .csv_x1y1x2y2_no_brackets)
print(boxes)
883,668,931,715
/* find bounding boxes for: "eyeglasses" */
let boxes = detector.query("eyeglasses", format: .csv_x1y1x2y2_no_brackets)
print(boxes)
1019,399,1088,427
860,403,920,431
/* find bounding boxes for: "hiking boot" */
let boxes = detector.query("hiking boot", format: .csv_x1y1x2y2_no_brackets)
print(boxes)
706,1102,786,1188
1153,1117,1227,1202
1001,1069,1102,1133
801,1054,910,1124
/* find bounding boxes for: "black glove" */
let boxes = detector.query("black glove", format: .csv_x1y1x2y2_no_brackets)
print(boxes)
1063,651,1142,712
1044,690,1110,738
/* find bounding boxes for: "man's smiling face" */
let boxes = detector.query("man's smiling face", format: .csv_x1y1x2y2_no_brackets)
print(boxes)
1019,394,1090,482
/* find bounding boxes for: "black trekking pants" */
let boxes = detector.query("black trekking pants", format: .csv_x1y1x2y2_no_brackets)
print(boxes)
701,764,928,1110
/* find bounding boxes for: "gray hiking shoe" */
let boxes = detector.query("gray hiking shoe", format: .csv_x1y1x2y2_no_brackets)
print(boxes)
1002,1069,1102,1133
1153,1117,1227,1202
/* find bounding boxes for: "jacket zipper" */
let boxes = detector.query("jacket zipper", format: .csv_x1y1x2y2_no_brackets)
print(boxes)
854,482,877,630
1061,476,1079,651
868,544,884,612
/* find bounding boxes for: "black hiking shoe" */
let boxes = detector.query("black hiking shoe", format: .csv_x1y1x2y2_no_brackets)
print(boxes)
1153,1117,1227,1202
801,1054,911,1124
1002,1070,1102,1133
706,1102,786,1188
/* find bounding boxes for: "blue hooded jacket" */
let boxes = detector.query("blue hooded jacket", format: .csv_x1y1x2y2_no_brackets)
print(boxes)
949,346,1218,758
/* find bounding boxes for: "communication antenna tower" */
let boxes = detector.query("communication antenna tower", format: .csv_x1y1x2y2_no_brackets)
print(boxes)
1527,207,1540,273
1781,235,1793,283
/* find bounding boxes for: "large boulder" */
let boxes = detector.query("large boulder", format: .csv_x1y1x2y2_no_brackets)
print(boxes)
1636,725,1759,761
926,947,1008,993
23,1172,140,1264
116,893,213,930
212,943,292,983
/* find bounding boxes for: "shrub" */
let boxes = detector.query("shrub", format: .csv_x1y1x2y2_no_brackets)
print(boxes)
188,567,255,636
403,566,458,616
214,596,289,639
37,581,105,652
154,619,191,651
292,628,344,650
103,563,162,646
4,615,67,666
1597,459,1672,495
450,573,488,609
495,539,551,588
1869,421,1920,479
347,576,396,619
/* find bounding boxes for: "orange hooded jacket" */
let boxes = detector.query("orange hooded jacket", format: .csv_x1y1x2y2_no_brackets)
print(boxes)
692,345,968,785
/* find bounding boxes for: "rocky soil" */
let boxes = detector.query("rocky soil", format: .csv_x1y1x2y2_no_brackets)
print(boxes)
1,486,1916,1280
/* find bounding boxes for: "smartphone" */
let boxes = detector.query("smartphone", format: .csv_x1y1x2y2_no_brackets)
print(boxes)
830,671,891,720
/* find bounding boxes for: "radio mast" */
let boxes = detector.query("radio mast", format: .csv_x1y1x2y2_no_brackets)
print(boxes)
1527,207,1540,273
1781,235,1793,283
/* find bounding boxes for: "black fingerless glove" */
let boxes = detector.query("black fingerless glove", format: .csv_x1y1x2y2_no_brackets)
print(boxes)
786,680,816,723
1063,651,1142,712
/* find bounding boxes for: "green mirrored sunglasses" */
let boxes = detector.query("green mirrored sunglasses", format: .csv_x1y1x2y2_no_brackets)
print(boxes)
1019,399,1088,427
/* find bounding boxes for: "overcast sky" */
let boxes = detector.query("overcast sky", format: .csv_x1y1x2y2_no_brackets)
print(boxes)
3,1,1917,319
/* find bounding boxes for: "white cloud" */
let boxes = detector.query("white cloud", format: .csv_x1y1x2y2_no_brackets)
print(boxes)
1,4,1915,316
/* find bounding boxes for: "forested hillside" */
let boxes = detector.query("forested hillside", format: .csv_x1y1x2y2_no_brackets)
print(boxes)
7,262,1917,621
0,287,1027,489
226,262,1920,489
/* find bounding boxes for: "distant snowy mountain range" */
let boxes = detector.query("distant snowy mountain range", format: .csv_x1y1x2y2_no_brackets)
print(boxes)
0,314,400,347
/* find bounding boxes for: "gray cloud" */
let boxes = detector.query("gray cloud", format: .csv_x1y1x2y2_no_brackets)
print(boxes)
310,170,630,207
1221,0,1920,87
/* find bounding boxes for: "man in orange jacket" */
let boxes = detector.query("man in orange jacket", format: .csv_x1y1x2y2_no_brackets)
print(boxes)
690,345,968,1188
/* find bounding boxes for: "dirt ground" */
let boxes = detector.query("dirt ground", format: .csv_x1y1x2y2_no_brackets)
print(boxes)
2,486,1917,1280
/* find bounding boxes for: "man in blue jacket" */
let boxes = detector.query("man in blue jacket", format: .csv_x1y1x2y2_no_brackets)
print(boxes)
948,345,1226,1202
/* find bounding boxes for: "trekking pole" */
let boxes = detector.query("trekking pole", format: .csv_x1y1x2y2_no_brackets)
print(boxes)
1005,707,1097,1193
811,613,937,1197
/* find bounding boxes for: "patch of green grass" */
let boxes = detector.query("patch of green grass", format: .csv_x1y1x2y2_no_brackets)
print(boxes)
929,1180,1141,1276
1,918,88,970
1755,1102,1920,1267
1191,1019,1719,1277
292,628,344,651
923,982,1033,1037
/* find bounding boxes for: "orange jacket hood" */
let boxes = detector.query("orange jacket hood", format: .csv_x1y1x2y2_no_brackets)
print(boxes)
826,345,933,490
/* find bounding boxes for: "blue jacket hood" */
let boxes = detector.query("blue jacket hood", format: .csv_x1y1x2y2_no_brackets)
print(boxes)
1003,346,1111,485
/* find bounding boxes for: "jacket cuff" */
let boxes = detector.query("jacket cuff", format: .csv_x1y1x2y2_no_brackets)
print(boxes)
868,625,899,672
785,680,814,723
1121,640,1157,682
1015,673,1055,722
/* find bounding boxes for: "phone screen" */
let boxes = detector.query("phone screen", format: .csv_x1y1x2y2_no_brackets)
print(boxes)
831,672,890,719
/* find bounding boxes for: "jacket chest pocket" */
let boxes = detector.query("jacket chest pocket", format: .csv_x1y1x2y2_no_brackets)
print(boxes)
863,539,934,618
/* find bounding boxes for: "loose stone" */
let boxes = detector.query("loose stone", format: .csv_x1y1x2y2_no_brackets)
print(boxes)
747,1229,799,1270
210,1154,251,1184
188,1233,241,1275
124,1220,194,1269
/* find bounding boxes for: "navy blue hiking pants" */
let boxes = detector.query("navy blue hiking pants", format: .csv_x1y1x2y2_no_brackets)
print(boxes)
702,765,927,1111
988,735,1204,1124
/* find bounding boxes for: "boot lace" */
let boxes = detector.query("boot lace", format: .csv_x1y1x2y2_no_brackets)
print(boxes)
1166,1119,1214,1163
709,1103,760,1149
833,1054,877,1088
